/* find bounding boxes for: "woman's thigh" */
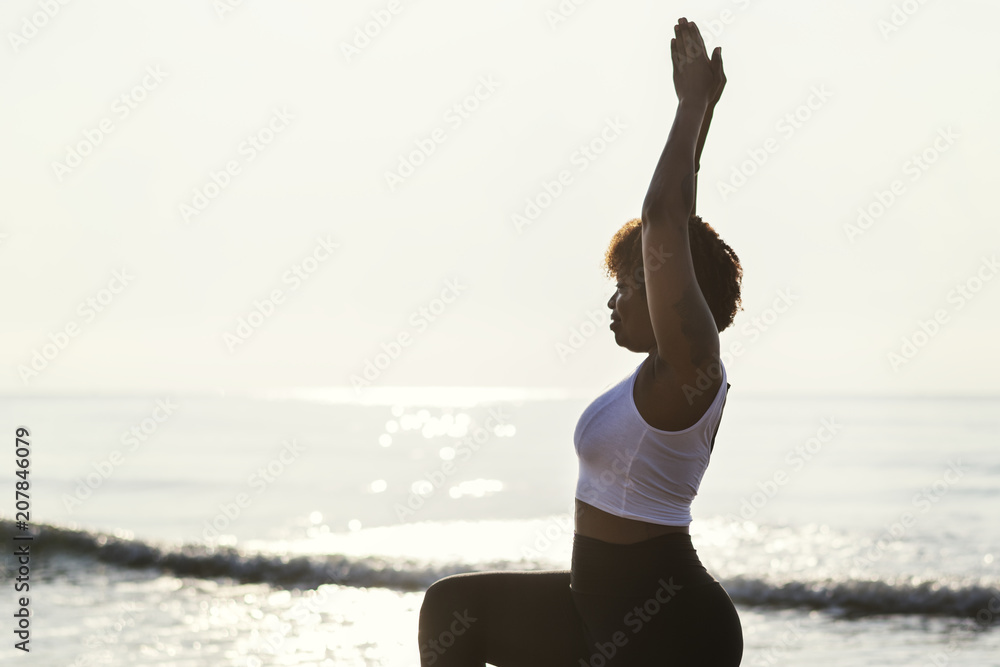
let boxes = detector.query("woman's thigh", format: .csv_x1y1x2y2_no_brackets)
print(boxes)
667,581,743,666
571,580,743,666
418,570,588,667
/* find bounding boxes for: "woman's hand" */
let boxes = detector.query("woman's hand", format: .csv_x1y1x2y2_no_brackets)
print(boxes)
671,18,725,106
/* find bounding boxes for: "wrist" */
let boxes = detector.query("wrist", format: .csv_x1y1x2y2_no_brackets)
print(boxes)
677,96,711,112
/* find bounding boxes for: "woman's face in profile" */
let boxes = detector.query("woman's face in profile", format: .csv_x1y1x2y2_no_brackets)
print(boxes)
608,273,655,353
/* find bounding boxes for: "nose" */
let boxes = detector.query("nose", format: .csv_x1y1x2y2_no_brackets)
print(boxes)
607,291,616,309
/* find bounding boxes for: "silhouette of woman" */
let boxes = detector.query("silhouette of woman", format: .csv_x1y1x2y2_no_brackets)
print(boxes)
417,17,744,666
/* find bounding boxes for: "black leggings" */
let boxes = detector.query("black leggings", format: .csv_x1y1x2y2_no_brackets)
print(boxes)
417,532,743,666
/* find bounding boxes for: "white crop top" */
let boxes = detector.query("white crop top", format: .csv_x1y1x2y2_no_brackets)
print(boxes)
573,359,729,526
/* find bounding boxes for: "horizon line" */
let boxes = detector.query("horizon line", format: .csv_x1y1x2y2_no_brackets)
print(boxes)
3,385,999,406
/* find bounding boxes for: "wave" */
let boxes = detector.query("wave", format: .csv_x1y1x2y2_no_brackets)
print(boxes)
725,575,999,620
4,519,998,622
1,519,469,591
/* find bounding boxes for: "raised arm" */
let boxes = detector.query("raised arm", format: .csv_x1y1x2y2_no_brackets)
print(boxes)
640,18,725,385
692,56,726,216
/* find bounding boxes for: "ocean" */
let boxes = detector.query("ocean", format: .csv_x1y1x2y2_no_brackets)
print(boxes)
1,388,998,666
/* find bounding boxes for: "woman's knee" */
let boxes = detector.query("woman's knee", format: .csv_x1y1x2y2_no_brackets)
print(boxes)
419,573,483,626
418,574,485,665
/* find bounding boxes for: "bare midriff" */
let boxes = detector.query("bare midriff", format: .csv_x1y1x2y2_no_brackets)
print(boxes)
575,498,689,544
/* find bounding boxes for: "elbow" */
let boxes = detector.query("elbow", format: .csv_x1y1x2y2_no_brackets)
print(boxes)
642,176,695,225
641,196,692,228
641,198,668,224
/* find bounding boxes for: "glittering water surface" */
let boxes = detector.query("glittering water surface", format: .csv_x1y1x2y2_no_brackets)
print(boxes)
2,394,998,665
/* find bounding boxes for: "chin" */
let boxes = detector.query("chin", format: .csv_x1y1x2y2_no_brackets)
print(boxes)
614,336,637,353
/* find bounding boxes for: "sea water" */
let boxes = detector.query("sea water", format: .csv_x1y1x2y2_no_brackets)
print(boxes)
1,389,998,666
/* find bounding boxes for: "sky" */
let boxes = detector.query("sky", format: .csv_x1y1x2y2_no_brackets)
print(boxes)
1,0,998,398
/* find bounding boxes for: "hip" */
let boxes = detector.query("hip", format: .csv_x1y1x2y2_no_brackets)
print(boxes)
570,531,717,595
569,532,742,665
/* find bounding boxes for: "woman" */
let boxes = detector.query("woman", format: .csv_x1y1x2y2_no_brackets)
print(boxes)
417,17,744,666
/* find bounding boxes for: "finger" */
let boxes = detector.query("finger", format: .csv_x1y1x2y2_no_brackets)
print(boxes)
710,47,725,94
689,21,708,58
681,22,702,62
677,22,692,62
713,46,727,80
680,20,698,63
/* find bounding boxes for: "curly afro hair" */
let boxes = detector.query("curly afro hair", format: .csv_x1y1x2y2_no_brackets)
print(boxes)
603,216,743,332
